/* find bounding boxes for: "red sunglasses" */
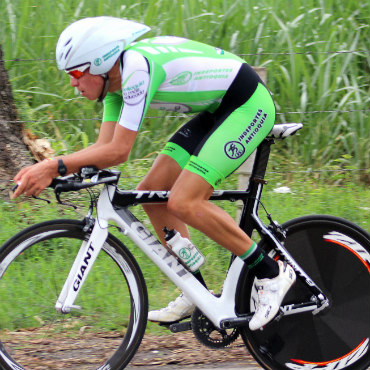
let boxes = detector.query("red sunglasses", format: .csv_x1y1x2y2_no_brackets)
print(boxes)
66,64,90,79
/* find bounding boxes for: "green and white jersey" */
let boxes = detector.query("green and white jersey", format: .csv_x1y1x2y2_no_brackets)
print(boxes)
103,36,245,131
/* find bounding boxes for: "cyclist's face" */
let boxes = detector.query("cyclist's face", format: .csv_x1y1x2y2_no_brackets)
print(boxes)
69,69,104,100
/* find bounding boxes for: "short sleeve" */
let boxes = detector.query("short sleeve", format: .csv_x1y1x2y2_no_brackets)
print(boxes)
102,92,123,123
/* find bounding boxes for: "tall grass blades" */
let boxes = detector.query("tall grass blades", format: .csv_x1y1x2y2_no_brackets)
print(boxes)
0,0,369,178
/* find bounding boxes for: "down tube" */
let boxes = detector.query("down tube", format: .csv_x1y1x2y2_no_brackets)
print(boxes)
113,206,198,283
111,206,243,325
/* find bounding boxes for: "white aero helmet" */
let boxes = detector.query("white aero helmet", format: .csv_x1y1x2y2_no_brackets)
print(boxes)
56,16,150,75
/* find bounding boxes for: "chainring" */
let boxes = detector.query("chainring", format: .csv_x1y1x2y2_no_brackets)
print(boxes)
191,306,239,349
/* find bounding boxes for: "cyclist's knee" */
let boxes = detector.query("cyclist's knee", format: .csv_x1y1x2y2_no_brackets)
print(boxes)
167,193,192,219
167,192,204,221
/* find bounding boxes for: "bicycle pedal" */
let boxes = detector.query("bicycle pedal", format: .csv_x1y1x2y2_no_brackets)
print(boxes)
168,321,192,333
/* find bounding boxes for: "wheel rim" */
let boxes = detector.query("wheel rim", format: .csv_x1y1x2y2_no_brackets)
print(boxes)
0,223,146,370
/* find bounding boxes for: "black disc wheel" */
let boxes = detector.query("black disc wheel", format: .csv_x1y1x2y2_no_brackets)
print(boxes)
238,215,370,370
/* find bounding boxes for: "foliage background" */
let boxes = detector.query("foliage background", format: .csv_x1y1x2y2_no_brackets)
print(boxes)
0,0,370,333
0,0,369,175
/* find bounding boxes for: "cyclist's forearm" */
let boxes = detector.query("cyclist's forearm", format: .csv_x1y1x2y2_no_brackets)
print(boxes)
56,125,138,174
57,143,129,174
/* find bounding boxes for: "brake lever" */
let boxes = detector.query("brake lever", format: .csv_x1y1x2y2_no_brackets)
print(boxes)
32,195,51,204
55,190,78,209
11,184,51,204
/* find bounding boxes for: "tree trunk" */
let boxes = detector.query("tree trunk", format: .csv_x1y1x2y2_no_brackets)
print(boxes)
0,45,33,197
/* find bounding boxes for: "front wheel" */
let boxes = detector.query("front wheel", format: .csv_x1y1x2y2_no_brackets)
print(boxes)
237,215,370,370
0,219,148,370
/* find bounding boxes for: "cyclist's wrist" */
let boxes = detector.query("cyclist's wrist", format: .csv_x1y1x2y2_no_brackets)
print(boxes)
43,157,60,177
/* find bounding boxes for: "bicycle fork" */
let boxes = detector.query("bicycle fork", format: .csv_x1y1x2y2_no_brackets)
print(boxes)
55,200,109,314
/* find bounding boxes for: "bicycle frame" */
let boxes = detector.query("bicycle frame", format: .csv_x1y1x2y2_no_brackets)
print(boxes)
55,184,247,328
55,136,328,329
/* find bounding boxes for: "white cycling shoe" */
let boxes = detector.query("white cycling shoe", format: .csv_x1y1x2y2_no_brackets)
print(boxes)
148,293,195,323
249,260,296,331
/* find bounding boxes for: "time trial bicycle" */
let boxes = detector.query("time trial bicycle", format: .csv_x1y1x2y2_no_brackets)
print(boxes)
0,123,369,370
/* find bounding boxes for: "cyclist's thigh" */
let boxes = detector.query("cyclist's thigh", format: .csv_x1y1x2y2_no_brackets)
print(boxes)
185,83,276,188
160,111,215,169
137,153,183,190
145,114,214,189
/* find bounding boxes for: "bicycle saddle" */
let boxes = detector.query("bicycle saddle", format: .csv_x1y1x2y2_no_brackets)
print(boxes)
268,123,303,138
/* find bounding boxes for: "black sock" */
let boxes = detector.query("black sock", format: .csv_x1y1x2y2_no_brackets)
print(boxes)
240,242,279,279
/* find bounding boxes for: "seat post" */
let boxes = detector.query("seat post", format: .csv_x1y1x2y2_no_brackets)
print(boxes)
249,137,274,185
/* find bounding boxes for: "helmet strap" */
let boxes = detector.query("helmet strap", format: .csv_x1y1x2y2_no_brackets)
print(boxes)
97,74,110,102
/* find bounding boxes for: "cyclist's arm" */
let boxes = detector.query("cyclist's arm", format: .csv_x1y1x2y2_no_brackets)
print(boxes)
12,124,137,198
69,120,117,156
58,124,137,172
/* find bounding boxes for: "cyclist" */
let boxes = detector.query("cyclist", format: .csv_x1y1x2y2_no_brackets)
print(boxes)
12,16,296,330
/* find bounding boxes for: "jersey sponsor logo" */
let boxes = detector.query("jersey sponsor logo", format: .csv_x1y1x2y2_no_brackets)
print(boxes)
193,68,233,80
224,141,245,159
169,71,192,85
122,70,149,105
150,102,192,113
238,109,268,145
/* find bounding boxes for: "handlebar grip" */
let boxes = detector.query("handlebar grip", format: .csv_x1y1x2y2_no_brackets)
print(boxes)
54,181,94,193
54,182,76,193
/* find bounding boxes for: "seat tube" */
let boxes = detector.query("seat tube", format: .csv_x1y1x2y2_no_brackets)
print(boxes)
239,138,273,235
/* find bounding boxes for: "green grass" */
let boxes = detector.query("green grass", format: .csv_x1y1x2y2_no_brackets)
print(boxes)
1,162,370,333
0,0,370,334
0,0,369,175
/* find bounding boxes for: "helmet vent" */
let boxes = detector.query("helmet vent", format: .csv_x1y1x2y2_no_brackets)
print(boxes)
64,38,72,46
65,46,72,59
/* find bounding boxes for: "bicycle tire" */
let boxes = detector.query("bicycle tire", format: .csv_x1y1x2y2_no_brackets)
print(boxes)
0,219,148,370
237,215,370,370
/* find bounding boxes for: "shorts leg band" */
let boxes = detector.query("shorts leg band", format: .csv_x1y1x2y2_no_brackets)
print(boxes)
161,142,191,169
184,156,225,188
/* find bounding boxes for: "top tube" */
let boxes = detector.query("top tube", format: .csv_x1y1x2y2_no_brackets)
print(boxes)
112,188,251,208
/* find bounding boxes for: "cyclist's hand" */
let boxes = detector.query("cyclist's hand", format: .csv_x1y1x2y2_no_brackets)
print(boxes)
12,160,57,199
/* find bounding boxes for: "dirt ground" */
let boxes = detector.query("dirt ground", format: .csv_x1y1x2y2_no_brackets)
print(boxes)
3,328,260,369
126,332,259,369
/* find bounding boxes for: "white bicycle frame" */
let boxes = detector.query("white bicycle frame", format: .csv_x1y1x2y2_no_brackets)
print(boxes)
55,184,245,329
54,123,328,330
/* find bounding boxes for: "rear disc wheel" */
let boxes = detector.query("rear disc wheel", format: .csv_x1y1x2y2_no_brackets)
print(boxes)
238,215,370,369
